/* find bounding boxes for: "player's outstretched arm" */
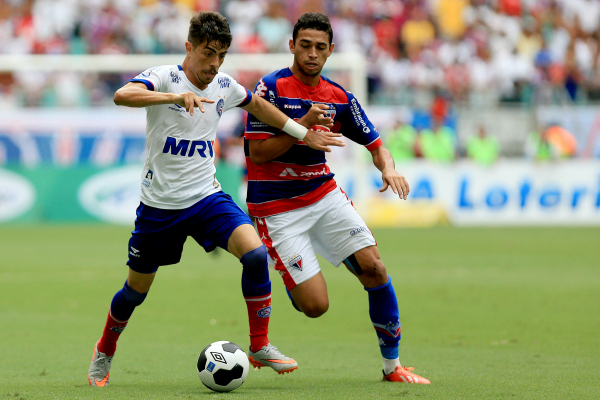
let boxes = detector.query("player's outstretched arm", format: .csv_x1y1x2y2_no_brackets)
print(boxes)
241,96,344,153
371,145,409,200
114,82,214,115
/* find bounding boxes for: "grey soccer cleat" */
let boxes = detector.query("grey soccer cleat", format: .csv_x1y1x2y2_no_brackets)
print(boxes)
248,344,298,374
88,341,113,386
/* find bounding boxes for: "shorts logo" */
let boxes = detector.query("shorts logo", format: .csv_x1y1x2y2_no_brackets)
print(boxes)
288,254,302,271
207,361,216,372
350,226,367,236
216,98,224,117
257,305,271,318
110,326,126,333
129,247,140,257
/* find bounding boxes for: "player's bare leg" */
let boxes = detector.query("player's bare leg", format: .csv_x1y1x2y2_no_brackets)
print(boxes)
228,224,298,374
287,272,329,318
344,245,430,384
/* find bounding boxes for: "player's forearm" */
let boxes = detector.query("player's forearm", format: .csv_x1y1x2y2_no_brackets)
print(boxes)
248,135,297,165
371,145,395,173
114,86,176,108
242,96,289,130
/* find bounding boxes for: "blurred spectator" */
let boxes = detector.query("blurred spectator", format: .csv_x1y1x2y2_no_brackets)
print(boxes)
400,6,435,56
525,126,556,161
466,124,500,165
419,119,456,162
386,116,418,161
1,0,600,110
525,123,577,160
256,1,292,52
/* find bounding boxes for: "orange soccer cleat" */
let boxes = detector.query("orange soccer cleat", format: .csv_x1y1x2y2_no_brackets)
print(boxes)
383,366,430,384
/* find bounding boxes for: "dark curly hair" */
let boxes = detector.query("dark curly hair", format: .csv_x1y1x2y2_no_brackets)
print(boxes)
188,12,232,49
292,12,333,44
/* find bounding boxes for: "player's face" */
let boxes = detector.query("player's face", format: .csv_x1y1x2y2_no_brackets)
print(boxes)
185,40,228,89
289,29,334,79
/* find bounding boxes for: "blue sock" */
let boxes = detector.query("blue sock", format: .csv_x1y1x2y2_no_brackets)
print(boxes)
110,280,148,321
240,245,271,297
365,276,400,360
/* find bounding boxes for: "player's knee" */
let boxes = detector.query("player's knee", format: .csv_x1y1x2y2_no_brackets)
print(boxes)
301,300,329,318
302,303,329,318
360,259,388,286
240,245,268,272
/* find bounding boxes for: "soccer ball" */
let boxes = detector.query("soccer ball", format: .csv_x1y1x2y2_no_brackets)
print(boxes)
197,341,249,392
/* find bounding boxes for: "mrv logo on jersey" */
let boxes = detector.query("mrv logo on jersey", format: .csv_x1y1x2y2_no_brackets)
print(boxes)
162,137,215,158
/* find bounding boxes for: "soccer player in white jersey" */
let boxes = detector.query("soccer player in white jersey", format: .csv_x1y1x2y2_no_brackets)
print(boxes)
87,11,344,387
244,13,430,384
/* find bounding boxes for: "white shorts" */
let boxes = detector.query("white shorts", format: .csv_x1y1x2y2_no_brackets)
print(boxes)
255,186,376,290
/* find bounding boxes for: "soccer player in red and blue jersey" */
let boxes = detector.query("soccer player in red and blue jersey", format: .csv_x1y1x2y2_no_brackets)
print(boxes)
245,13,430,384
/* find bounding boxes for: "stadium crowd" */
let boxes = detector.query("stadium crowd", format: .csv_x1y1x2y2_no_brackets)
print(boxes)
1,0,600,109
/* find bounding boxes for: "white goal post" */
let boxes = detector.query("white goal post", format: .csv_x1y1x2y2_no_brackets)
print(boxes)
0,52,368,103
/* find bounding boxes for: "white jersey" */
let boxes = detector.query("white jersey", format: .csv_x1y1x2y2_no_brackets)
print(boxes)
131,64,252,209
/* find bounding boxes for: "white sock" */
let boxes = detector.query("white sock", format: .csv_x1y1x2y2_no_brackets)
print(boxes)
382,357,401,375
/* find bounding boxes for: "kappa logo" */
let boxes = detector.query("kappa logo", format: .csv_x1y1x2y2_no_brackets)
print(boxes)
280,168,298,177
288,254,302,271
110,326,126,333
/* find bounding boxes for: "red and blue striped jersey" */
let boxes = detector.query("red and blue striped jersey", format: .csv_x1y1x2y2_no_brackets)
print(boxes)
244,67,382,217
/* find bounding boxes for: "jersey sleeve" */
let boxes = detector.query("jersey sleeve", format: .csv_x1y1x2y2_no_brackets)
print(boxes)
245,75,281,140
130,65,166,92
222,74,253,112
339,91,382,151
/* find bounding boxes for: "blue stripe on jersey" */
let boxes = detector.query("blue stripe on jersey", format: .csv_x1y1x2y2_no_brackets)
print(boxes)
130,78,154,91
237,88,253,107
247,175,334,203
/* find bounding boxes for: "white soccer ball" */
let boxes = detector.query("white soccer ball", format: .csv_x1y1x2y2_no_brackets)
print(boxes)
197,341,249,392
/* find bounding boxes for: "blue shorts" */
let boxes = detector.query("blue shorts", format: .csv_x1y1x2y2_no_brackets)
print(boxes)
126,192,252,274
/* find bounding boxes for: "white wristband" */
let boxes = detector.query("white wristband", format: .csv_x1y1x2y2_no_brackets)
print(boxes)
282,118,308,140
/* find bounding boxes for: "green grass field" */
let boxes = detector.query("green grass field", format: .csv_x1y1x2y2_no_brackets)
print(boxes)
1,225,599,399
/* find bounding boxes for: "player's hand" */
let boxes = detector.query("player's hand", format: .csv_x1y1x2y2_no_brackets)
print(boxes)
303,129,345,152
174,92,215,115
298,103,334,129
380,168,409,200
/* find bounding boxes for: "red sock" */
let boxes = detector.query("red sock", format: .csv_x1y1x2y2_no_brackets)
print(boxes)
245,294,271,352
97,310,128,356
